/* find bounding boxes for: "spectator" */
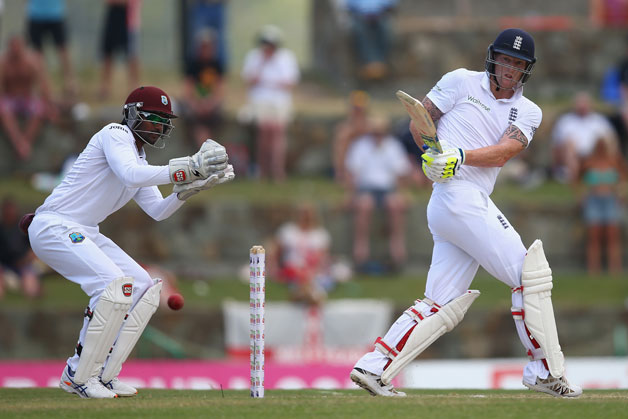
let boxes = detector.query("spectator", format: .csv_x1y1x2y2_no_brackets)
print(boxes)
551,92,617,182
0,35,53,161
184,0,227,71
0,197,41,299
618,35,628,105
180,28,225,149
26,0,77,98
343,0,397,81
344,114,412,271
98,0,141,100
268,203,334,306
241,25,300,181
333,90,370,182
607,101,628,158
393,117,432,189
577,137,628,276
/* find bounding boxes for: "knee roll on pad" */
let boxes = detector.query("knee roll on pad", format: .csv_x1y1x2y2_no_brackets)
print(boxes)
73,277,134,384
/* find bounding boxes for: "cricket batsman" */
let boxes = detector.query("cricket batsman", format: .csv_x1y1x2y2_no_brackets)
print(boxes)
26,86,234,398
350,28,582,398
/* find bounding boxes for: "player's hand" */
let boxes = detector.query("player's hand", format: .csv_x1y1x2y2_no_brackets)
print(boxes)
169,139,229,184
421,148,465,183
174,164,235,200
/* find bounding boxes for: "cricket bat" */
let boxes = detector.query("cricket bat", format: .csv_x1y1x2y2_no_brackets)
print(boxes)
396,90,443,154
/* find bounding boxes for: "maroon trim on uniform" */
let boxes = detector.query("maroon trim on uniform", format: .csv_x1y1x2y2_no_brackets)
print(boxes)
374,337,398,358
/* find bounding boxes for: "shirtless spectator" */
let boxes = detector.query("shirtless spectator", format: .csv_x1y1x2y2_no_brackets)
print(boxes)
0,35,54,161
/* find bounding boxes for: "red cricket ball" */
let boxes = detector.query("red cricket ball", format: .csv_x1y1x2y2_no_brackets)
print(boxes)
167,293,185,310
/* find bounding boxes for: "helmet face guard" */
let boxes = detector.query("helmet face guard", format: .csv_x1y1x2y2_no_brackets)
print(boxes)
485,28,537,91
124,103,174,149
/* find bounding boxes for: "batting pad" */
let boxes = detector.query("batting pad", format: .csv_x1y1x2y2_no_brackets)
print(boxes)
100,280,162,383
74,277,134,384
380,290,480,385
522,239,565,378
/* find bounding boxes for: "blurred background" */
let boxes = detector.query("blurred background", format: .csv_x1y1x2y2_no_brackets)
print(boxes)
0,0,627,391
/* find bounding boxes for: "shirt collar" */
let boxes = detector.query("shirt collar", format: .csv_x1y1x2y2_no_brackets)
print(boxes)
481,72,523,102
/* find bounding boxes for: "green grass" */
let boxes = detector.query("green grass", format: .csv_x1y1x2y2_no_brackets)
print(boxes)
2,271,627,311
0,389,627,419
1,176,579,208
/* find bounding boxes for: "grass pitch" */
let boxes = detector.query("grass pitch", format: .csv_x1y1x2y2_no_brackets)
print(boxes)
1,389,627,419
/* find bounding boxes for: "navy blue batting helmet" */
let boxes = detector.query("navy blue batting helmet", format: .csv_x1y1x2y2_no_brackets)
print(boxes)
485,28,536,87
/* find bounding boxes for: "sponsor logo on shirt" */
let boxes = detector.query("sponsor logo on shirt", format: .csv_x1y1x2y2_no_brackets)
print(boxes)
467,95,490,112
69,232,85,243
109,125,129,134
530,126,537,138
497,215,509,229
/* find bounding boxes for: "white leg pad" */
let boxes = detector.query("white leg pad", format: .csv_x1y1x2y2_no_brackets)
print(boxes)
380,290,480,385
100,279,162,383
522,239,564,378
74,277,134,384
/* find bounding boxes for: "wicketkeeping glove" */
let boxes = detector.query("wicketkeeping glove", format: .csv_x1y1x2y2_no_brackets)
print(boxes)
169,139,229,184
421,148,465,183
174,164,235,200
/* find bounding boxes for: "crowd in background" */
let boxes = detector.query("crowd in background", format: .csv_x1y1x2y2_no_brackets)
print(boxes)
1,0,628,303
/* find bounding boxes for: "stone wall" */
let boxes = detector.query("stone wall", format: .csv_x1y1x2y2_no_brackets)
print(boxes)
1,306,625,360
1,109,622,275
312,0,627,99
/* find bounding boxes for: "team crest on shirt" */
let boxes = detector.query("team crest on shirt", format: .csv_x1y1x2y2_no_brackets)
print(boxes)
508,107,518,123
69,232,85,243
161,95,168,105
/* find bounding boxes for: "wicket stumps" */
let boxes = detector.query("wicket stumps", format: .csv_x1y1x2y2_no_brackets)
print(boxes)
250,245,266,398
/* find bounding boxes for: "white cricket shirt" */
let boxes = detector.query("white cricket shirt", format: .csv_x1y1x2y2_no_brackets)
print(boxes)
426,69,542,195
345,134,411,190
551,111,614,157
241,47,300,107
36,123,183,226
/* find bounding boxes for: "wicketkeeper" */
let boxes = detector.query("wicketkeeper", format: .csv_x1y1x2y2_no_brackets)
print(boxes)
350,28,582,398
26,86,234,398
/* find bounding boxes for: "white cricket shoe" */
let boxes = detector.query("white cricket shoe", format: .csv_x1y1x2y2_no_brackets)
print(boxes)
101,377,138,397
523,375,582,398
59,366,117,399
350,368,407,397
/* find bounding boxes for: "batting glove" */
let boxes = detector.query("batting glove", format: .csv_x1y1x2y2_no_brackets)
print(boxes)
421,148,465,183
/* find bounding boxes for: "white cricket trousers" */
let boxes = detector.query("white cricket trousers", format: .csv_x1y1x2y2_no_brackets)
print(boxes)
355,181,549,384
28,213,154,371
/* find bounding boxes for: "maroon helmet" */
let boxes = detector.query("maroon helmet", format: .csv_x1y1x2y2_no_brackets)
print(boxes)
123,86,176,148
124,86,177,118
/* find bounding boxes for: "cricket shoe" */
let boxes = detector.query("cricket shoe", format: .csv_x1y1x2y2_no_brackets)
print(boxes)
350,368,406,397
59,365,117,398
101,377,138,397
523,375,582,398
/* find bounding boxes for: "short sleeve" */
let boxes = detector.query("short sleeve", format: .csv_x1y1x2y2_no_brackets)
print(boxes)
512,103,542,144
426,68,469,114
